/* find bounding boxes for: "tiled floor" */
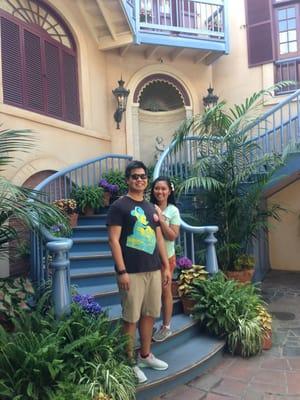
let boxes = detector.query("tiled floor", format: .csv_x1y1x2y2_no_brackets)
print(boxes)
155,270,300,400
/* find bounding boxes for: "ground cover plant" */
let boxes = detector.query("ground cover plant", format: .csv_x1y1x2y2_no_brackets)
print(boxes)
0,290,136,400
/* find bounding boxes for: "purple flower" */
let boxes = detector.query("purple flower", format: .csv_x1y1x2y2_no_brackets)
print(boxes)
99,179,119,194
176,256,193,269
73,294,103,316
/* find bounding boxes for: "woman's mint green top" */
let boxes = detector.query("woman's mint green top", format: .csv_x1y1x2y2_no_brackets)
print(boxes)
162,204,180,258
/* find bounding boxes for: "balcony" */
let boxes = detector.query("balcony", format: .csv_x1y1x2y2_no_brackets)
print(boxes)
122,0,228,54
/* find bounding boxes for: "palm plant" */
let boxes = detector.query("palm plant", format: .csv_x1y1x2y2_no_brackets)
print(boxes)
0,128,67,259
174,85,288,270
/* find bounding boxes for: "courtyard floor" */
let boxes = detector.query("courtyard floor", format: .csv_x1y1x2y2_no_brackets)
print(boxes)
155,270,300,400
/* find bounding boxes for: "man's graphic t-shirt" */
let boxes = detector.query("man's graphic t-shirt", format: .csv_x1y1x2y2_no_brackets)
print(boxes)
106,196,161,273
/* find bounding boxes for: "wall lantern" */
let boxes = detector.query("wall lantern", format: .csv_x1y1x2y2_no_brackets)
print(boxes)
203,85,219,108
112,78,130,129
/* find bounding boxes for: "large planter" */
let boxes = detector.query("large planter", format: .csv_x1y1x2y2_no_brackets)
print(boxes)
103,191,111,207
181,296,196,316
69,212,78,228
262,330,272,350
226,269,254,283
83,206,94,216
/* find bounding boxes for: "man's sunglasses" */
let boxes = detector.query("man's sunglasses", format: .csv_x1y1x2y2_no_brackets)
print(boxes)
130,174,148,180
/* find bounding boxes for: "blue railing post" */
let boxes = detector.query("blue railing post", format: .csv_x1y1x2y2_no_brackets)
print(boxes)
47,239,73,318
204,229,219,274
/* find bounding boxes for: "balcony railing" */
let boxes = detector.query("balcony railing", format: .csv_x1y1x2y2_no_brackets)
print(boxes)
123,0,227,51
275,57,300,95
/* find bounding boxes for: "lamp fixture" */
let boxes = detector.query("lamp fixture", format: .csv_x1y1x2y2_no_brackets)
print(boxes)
203,85,219,108
112,78,130,129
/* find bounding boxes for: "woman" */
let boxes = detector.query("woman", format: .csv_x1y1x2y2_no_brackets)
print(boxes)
150,176,180,342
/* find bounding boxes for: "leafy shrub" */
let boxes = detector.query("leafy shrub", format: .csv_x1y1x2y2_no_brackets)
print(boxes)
71,186,104,213
191,272,265,356
0,297,136,399
101,170,127,196
0,277,34,320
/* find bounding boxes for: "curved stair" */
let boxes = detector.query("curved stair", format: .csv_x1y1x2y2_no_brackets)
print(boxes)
69,212,225,399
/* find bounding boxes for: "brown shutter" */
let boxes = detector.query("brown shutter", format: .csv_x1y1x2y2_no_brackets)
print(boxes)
62,51,80,124
45,41,63,118
245,0,274,67
24,29,44,111
1,17,23,105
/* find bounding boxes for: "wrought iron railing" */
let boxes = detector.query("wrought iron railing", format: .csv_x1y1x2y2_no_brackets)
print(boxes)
31,154,132,315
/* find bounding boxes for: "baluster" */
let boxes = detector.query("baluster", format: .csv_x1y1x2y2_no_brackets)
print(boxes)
47,239,73,318
204,229,218,274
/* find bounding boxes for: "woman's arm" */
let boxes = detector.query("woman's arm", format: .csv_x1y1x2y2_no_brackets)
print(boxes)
154,204,180,241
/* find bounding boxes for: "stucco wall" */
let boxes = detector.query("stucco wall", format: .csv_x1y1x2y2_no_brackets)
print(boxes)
268,180,300,271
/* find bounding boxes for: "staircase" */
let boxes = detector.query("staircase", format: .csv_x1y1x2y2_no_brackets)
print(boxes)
69,212,224,400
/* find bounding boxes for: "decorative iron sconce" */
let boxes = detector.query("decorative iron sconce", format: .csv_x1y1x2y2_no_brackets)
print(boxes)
203,85,219,108
112,78,130,129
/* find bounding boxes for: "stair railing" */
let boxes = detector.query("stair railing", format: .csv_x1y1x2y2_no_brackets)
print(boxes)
245,89,300,160
153,138,219,274
31,154,132,316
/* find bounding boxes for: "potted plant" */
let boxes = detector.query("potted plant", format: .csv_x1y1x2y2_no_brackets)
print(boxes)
257,304,272,350
100,170,127,201
191,272,266,357
178,264,208,315
53,198,78,228
71,186,104,215
226,254,255,283
172,256,193,298
98,179,119,207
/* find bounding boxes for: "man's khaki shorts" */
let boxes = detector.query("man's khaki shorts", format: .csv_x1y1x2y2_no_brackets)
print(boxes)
120,270,162,323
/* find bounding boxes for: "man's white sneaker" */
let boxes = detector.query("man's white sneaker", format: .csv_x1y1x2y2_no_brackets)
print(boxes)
133,365,148,383
138,353,168,371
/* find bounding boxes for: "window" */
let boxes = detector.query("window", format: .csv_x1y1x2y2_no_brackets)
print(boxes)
0,0,80,124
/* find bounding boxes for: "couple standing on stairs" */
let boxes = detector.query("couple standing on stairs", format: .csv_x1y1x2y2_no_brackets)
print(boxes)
107,160,180,383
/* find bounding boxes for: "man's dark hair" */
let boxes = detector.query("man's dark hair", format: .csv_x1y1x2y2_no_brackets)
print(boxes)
125,160,148,178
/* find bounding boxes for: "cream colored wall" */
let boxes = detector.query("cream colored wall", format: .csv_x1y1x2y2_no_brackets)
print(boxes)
1,0,111,184
105,52,212,157
138,108,186,165
268,180,300,271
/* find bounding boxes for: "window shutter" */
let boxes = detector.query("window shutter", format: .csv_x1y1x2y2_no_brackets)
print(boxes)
245,0,274,67
1,17,23,105
24,29,44,111
45,41,62,118
62,51,80,124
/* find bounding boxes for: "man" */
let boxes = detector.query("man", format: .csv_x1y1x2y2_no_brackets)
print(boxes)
107,160,171,383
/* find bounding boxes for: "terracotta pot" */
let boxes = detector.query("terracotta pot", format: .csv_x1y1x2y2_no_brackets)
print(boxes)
69,212,78,228
171,280,180,299
262,330,272,350
181,296,196,316
83,206,94,216
103,191,111,207
226,269,254,283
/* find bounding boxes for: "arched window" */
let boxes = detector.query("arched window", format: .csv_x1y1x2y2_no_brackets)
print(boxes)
0,0,80,124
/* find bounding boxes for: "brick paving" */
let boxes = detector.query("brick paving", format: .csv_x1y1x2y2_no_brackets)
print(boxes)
155,271,300,400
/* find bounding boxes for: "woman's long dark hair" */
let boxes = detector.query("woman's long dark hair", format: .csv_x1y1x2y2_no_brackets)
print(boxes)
150,176,176,206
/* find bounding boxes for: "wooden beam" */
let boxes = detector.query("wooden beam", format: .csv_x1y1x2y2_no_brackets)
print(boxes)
144,46,160,60
119,44,131,57
169,48,185,61
96,0,117,41
204,52,222,65
194,51,211,64
98,32,133,50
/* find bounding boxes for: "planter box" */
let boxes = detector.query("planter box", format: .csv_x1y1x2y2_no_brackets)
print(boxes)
226,269,254,283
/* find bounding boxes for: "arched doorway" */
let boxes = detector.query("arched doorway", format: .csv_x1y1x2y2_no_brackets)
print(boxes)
131,73,193,164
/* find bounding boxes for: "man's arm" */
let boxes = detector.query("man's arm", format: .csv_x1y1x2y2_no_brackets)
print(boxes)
156,226,171,286
108,225,130,291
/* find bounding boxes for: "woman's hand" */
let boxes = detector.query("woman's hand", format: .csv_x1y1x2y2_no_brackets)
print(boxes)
154,204,163,220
